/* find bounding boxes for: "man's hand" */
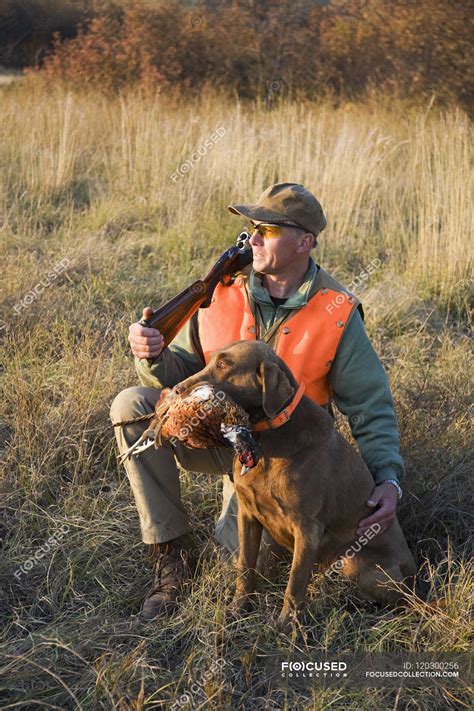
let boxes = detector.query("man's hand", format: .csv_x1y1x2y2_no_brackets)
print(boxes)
128,307,165,360
356,482,398,537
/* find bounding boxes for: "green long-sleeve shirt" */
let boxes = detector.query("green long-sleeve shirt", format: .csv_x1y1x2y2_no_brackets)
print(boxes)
135,257,405,486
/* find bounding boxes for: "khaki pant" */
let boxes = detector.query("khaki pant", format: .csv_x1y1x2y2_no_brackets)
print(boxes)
109,386,277,561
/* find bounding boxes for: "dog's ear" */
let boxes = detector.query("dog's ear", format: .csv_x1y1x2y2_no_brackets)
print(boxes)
257,360,295,419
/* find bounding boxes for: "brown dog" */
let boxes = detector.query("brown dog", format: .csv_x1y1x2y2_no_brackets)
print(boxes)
176,340,417,630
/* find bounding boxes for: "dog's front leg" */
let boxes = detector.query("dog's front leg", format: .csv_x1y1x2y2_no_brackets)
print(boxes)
276,530,321,632
230,504,263,616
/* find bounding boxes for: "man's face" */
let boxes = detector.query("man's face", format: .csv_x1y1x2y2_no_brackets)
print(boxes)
248,221,313,274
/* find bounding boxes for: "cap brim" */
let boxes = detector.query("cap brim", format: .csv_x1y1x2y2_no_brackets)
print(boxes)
228,203,294,224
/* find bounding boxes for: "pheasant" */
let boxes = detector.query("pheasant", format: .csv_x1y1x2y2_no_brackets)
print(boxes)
114,384,260,475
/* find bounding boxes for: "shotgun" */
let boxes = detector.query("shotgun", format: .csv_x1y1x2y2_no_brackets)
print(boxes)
139,231,252,361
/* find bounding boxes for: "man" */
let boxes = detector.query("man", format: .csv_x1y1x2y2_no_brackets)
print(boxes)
110,182,404,620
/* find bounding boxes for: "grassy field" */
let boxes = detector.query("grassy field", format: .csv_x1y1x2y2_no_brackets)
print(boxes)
0,81,472,709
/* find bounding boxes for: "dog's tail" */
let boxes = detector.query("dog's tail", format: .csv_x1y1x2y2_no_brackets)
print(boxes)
112,413,154,427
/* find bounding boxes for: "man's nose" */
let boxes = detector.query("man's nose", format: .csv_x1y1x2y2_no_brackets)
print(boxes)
249,229,263,246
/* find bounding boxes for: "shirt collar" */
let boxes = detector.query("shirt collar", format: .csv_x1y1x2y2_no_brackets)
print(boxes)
249,257,318,309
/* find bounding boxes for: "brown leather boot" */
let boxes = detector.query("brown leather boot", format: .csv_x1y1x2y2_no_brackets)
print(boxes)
141,533,197,621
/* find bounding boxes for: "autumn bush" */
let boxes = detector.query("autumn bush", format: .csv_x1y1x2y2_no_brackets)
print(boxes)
34,0,472,106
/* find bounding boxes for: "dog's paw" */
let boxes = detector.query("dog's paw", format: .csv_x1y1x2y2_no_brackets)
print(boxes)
275,608,300,634
228,595,253,619
275,613,292,634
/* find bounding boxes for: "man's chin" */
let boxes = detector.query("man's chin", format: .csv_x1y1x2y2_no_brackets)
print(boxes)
252,258,270,272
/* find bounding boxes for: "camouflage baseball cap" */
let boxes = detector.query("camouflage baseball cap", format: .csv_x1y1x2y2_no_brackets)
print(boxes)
228,182,327,236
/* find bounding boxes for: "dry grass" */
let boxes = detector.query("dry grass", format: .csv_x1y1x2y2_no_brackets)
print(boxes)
0,82,472,709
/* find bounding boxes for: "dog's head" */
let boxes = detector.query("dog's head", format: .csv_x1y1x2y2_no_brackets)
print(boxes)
176,340,298,420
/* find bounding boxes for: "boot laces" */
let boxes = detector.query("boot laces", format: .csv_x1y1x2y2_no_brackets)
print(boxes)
147,541,193,596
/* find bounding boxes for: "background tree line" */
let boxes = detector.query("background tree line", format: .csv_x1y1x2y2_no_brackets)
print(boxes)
1,0,472,107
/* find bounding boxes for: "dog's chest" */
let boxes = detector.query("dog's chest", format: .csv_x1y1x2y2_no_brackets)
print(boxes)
234,472,288,526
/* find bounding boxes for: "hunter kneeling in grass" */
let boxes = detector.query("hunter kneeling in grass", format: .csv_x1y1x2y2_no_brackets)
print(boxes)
110,183,405,620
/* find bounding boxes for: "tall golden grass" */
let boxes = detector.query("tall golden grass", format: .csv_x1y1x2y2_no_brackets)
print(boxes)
0,84,472,708
1,84,472,304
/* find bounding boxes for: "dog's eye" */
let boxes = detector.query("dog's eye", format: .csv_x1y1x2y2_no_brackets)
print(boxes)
216,360,227,370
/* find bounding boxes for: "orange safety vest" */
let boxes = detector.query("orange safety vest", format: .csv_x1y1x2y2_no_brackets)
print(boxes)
198,274,360,406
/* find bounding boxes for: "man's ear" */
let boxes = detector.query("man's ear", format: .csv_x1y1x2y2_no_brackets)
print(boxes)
296,231,316,253
257,360,296,419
